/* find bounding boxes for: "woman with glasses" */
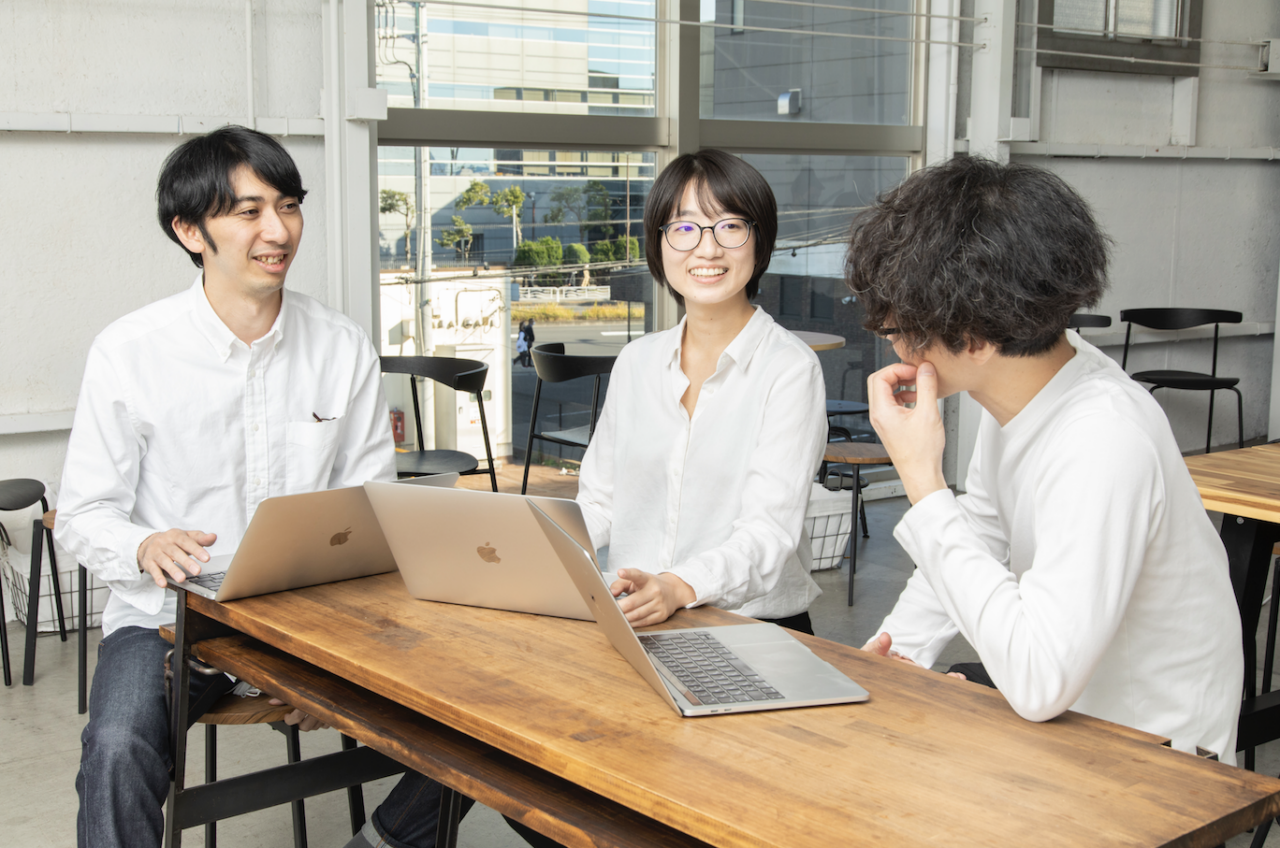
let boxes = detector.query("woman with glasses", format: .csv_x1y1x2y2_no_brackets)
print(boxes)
575,149,828,633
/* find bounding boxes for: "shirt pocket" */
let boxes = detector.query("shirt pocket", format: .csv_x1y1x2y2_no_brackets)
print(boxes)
285,418,343,495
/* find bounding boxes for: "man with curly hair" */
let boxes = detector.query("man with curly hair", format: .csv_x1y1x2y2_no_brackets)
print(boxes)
849,156,1242,763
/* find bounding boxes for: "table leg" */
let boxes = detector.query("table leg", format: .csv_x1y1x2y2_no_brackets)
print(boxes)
1218,514,1280,772
847,476,859,607
436,785,465,848
166,591,193,848
79,564,88,714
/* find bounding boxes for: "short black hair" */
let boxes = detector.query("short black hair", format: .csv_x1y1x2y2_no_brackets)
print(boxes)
157,125,308,267
844,157,1111,357
643,149,777,306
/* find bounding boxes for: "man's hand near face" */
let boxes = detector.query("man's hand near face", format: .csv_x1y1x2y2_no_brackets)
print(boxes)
866,362,948,505
137,529,217,587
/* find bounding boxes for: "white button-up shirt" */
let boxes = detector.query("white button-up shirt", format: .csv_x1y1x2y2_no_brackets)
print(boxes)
55,276,396,635
577,307,827,619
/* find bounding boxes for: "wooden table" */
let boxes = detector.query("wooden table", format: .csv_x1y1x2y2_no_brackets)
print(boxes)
823,442,892,607
792,331,845,351
1185,443,1280,776
167,573,1280,848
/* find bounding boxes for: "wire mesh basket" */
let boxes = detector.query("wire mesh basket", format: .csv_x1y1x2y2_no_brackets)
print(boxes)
1,520,105,633
805,483,854,572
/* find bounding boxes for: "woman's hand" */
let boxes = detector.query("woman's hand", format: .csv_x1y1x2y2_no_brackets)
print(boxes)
610,569,697,627
861,632,925,669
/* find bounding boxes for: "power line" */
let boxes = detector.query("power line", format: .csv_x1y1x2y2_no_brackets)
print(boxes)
414,0,980,48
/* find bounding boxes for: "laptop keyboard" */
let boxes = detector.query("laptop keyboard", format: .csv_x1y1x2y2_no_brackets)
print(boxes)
185,571,226,592
639,631,785,705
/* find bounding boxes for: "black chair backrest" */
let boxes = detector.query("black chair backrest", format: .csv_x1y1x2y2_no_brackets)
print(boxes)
1119,308,1242,332
530,343,617,384
380,356,489,394
1066,313,1112,330
1119,308,1243,373
381,356,490,450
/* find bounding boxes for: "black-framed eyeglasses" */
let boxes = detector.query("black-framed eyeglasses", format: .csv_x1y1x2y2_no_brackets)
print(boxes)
874,327,900,338
659,218,755,251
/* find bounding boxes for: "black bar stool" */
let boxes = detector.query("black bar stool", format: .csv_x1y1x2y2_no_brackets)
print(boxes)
0,478,68,686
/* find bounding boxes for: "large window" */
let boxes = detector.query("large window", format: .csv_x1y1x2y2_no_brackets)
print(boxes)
699,0,913,124
378,146,654,466
745,153,909,432
376,0,656,115
373,0,922,467
1035,0,1202,76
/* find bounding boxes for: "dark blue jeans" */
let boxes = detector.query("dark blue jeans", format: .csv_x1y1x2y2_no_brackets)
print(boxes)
78,626,451,848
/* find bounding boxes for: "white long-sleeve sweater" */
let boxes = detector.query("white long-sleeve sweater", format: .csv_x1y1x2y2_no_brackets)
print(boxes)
878,332,1243,763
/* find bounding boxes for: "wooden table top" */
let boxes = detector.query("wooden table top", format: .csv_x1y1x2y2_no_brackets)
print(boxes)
792,331,846,351
823,441,892,465
1185,444,1280,522
188,574,1280,848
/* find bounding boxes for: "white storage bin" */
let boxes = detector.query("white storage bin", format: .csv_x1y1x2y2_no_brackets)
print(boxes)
805,482,855,572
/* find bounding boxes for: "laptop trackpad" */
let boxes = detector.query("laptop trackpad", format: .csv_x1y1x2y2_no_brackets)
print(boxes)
714,623,864,698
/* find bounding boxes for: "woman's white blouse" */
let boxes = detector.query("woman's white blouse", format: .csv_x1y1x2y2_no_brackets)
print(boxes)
576,307,827,619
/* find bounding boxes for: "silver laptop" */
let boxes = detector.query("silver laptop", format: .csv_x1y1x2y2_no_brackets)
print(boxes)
363,482,610,621
527,499,870,716
174,486,397,601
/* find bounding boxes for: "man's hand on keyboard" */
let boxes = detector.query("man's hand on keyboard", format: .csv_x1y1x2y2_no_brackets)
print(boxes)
611,569,697,628
137,528,217,588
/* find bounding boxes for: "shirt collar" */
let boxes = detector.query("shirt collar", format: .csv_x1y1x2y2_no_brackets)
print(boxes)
188,274,289,362
660,305,773,373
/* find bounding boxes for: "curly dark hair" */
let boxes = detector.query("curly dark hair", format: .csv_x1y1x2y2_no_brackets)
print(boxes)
844,157,1111,357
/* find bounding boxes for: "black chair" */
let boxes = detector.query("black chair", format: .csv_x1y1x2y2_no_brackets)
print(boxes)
0,478,68,687
1120,308,1244,455
381,356,498,492
522,343,616,495
1067,313,1112,330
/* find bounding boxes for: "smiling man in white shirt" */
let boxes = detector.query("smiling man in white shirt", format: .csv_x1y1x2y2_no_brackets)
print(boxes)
56,126,445,848
848,157,1242,763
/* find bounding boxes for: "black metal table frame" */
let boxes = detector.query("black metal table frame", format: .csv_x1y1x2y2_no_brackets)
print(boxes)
164,586,433,848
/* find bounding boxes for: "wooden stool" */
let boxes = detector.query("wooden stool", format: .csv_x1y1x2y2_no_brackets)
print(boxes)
822,442,892,607
161,626,367,848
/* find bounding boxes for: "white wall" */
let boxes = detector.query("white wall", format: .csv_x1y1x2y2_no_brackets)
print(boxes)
0,0,329,618
1012,0,1280,452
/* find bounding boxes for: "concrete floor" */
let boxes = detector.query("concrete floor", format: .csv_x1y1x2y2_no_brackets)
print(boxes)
2,486,1276,846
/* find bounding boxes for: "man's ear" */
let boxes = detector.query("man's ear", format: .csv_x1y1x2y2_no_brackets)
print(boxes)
966,337,998,366
171,216,207,256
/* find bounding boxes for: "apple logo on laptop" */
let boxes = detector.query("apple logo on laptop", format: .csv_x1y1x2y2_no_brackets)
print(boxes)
330,528,352,547
476,542,501,563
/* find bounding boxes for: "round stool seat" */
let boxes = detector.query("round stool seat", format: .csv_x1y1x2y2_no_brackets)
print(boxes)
0,478,46,512
396,450,480,478
199,693,294,726
822,442,891,466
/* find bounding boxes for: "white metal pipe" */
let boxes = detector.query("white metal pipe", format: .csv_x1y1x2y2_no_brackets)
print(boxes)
245,0,255,129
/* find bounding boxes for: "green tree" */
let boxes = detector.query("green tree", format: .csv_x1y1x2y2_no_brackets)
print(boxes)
513,236,564,268
379,189,413,267
544,180,614,244
438,216,474,263
491,185,526,247
588,236,640,265
562,243,590,266
454,179,491,212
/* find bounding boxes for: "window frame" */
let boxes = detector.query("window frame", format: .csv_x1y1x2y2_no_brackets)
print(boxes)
1034,0,1203,77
